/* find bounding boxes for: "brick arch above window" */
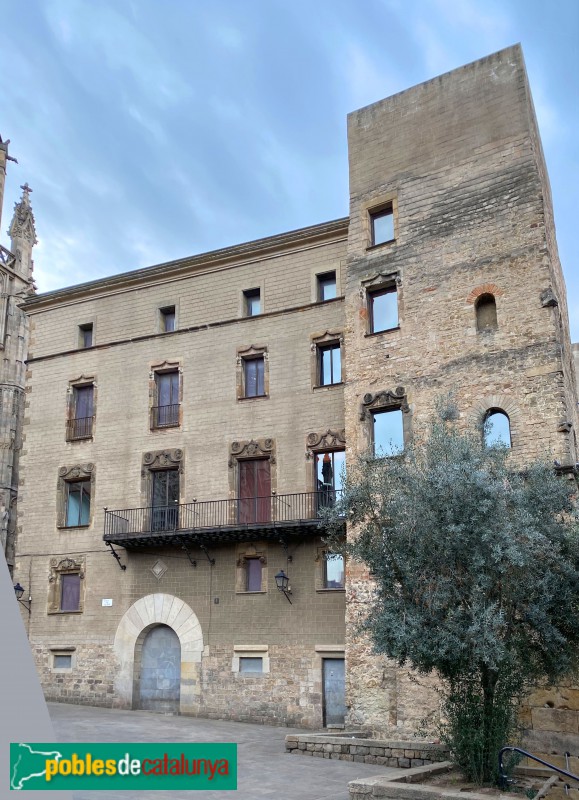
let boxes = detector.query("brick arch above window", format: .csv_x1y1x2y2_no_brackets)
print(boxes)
471,395,522,430
466,283,504,304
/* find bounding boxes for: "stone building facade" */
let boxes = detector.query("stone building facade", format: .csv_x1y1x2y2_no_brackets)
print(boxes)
0,137,36,571
13,46,579,752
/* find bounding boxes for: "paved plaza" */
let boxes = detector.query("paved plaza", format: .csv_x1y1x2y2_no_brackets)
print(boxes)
48,702,394,800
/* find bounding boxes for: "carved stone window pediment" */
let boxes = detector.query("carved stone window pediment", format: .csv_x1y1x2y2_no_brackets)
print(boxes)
360,387,408,420
142,449,184,471
306,429,346,456
229,438,275,466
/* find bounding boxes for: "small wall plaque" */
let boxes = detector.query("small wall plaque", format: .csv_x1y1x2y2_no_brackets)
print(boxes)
101,598,113,607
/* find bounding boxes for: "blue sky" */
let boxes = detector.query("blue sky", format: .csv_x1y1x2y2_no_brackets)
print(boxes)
2,0,578,337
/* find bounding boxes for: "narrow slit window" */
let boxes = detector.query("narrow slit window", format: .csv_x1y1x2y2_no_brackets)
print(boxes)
318,343,341,385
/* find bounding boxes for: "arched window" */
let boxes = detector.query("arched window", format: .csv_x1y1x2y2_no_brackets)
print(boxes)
475,293,498,331
484,409,511,448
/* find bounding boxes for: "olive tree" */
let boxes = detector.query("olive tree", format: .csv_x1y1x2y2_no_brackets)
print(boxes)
326,405,579,783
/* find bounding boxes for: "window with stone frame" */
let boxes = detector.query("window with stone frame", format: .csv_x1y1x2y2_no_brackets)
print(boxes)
236,345,269,400
368,285,398,333
48,556,85,614
359,388,410,457
57,464,95,528
369,203,395,246
78,323,93,348
315,546,345,591
243,288,261,317
149,361,182,430
66,378,95,441
372,408,404,457
235,544,267,593
317,271,337,302
159,305,176,333
362,272,401,335
232,645,270,674
152,370,180,428
310,331,344,389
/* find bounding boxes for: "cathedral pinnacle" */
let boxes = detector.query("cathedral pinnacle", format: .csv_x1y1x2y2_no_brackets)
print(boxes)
8,183,37,246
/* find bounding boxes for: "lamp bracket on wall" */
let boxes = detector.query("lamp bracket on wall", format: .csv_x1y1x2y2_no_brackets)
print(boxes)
279,538,293,563
106,542,127,571
198,543,216,567
182,546,197,568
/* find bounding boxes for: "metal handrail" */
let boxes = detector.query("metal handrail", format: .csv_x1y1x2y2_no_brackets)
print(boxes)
150,404,180,428
498,746,579,790
104,490,343,537
66,416,94,440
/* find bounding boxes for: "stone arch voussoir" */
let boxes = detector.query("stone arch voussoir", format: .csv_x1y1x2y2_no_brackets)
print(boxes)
113,593,203,714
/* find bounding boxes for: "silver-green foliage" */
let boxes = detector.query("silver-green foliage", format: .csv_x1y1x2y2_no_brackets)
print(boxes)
325,408,579,783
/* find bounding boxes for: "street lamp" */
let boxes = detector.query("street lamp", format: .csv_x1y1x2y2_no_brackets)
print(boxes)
13,582,31,613
274,569,292,604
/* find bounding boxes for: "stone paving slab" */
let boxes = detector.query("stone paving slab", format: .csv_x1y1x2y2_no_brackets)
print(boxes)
48,702,396,800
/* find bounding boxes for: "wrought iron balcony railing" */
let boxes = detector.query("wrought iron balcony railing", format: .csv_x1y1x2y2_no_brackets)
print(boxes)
66,416,94,441
104,490,343,547
151,404,180,429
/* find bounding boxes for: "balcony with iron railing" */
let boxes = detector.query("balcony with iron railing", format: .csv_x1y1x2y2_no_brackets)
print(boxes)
66,416,94,441
103,490,344,548
151,404,180,429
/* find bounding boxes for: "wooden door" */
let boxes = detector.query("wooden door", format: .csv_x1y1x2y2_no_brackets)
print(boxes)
238,459,271,523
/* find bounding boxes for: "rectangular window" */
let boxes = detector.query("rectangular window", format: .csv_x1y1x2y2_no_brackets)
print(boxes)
68,385,94,440
324,554,345,589
372,408,404,457
243,357,265,398
369,287,398,333
315,450,345,493
317,271,337,302
65,480,91,527
370,205,394,246
152,371,180,428
53,654,72,669
160,306,176,333
60,573,81,612
318,343,341,386
79,324,93,348
245,558,262,592
244,289,261,317
239,657,263,674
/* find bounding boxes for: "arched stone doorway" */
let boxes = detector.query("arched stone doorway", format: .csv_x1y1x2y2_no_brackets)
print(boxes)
136,624,181,713
113,594,203,715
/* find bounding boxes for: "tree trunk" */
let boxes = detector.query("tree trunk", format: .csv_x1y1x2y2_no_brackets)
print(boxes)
481,666,499,783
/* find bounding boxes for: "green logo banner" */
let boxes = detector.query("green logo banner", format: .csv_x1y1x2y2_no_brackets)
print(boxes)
10,742,237,791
